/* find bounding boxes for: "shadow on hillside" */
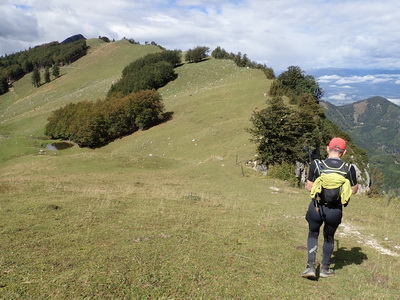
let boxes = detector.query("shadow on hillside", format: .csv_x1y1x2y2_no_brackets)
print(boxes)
331,241,368,270
161,111,174,123
140,111,174,130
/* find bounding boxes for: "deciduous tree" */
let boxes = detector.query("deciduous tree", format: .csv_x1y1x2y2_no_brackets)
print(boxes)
185,46,209,63
248,97,298,165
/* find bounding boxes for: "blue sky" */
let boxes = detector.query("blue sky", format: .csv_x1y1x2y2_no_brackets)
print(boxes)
1,1,400,73
310,71,400,105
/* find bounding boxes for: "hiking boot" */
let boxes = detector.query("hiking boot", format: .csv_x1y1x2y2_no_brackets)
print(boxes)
320,265,335,278
301,264,316,279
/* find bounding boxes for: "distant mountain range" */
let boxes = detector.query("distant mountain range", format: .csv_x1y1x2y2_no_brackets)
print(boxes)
307,68,400,107
321,96,400,154
321,96,400,190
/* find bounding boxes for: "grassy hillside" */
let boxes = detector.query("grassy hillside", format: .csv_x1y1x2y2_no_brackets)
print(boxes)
0,39,162,160
1,40,399,299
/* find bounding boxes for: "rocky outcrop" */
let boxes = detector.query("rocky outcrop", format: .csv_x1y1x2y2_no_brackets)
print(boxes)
61,34,86,45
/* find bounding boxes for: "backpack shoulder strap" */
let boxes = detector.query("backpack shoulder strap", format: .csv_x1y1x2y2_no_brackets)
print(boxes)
314,159,322,176
343,162,352,179
320,160,350,176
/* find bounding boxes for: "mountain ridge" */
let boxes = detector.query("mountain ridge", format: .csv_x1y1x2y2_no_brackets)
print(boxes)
322,96,400,154
321,96,400,190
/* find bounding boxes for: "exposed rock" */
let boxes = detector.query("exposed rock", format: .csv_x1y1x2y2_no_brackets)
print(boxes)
61,34,86,45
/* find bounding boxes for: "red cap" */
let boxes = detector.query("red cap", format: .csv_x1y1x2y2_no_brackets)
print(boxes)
328,137,346,151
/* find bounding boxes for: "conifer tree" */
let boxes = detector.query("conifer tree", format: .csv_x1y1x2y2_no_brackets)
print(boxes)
44,66,51,83
52,64,60,78
31,66,41,87
0,76,8,94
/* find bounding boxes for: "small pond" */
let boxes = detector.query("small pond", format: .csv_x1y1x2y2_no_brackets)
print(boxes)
46,141,74,151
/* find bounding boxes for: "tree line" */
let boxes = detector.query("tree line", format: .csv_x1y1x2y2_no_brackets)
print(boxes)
247,66,368,185
31,64,60,88
46,50,181,148
269,66,322,104
0,39,88,94
211,46,275,79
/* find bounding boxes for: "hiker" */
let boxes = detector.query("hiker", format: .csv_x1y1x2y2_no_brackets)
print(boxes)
301,137,358,279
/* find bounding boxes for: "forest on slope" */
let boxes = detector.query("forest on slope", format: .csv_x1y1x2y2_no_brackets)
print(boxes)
322,97,400,192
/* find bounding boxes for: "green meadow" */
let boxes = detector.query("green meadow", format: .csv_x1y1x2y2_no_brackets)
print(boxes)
1,39,399,299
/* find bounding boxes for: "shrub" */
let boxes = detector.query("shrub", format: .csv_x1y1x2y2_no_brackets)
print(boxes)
267,162,297,186
107,51,180,99
45,90,165,148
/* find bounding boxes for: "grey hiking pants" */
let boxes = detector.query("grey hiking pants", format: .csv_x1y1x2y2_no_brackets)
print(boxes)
305,199,343,266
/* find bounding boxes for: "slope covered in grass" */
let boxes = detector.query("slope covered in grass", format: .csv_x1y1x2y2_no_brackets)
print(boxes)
0,40,399,299
0,39,162,160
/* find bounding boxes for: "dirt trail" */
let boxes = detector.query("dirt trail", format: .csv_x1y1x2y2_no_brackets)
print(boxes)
338,222,400,257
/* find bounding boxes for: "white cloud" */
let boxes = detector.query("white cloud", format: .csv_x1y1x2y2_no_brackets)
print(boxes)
326,93,359,105
328,93,348,101
336,76,376,84
0,4,38,39
0,3,40,53
1,0,400,71
318,75,343,83
144,15,179,24
388,98,400,106
327,74,400,85
371,78,391,83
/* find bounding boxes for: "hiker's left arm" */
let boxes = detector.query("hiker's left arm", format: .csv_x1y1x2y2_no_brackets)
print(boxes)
351,184,359,194
349,165,359,194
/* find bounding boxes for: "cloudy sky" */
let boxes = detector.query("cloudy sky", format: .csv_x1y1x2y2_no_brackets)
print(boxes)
317,73,400,105
1,0,400,73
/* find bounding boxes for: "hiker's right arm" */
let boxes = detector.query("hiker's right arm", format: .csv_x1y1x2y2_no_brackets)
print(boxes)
349,165,359,194
305,161,318,191
305,180,313,191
